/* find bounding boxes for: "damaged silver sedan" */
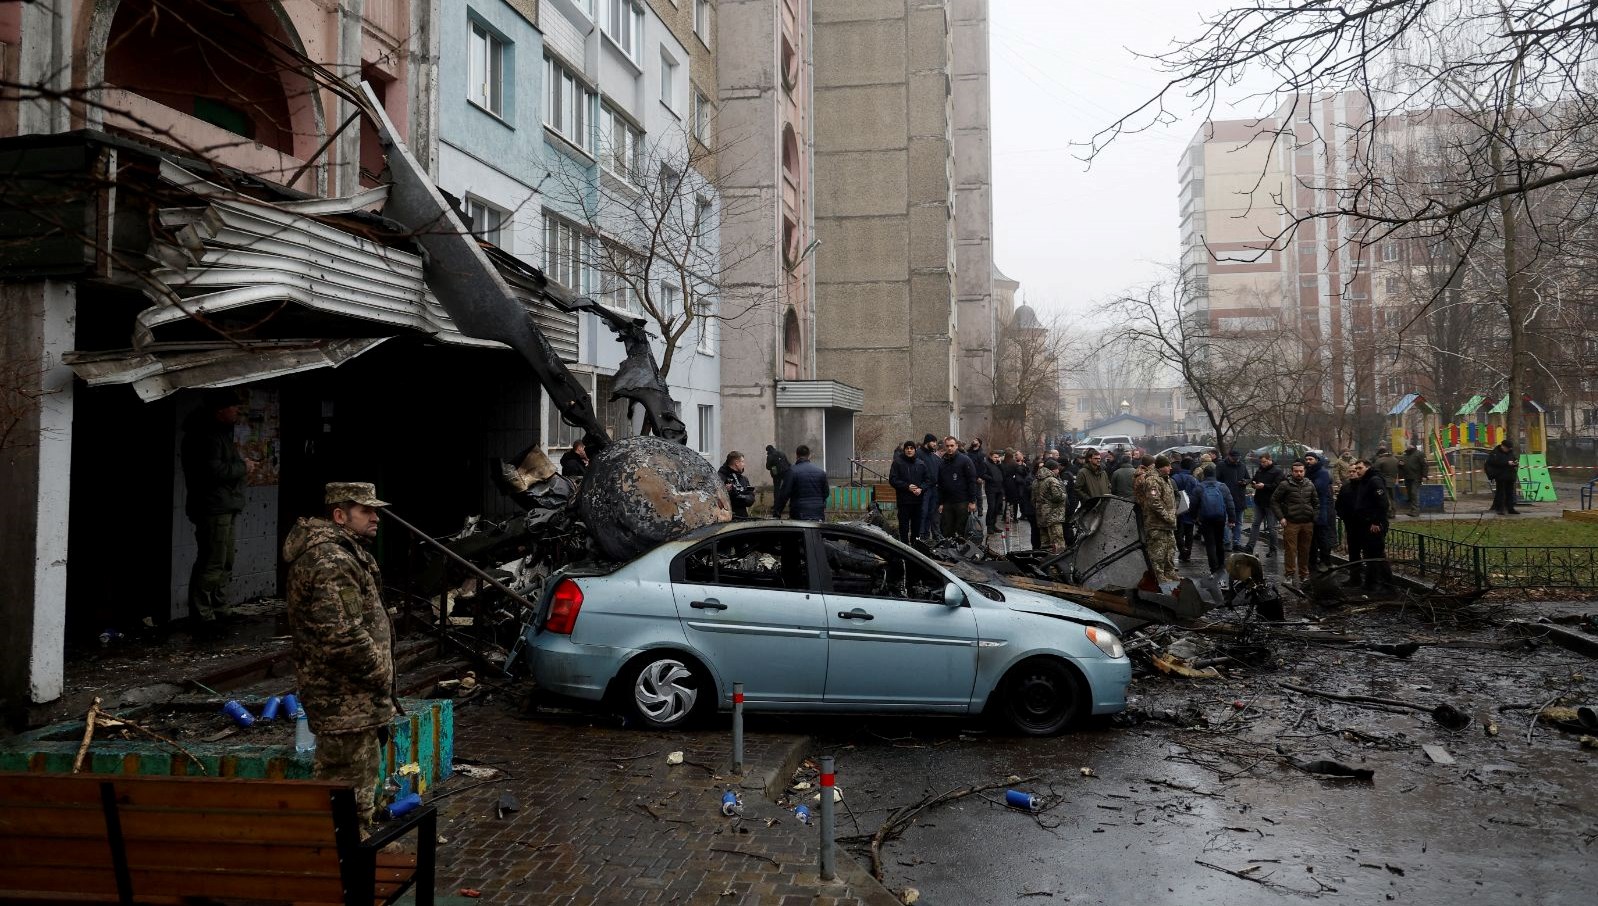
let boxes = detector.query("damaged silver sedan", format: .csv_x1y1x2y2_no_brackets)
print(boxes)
524,522,1131,735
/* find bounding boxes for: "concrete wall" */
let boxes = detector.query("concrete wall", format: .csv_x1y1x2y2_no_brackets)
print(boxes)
950,0,994,443
813,0,957,450
0,280,75,711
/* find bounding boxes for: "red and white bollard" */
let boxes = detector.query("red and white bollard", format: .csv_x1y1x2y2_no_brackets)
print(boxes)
819,755,836,880
731,682,744,774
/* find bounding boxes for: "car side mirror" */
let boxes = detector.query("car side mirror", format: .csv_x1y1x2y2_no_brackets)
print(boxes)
942,582,966,608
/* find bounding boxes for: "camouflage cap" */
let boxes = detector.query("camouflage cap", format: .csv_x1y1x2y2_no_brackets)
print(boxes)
325,482,389,507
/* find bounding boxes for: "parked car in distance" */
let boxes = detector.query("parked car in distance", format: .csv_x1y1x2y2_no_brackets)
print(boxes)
1246,442,1323,465
1156,445,1214,463
1078,435,1135,457
525,521,1131,736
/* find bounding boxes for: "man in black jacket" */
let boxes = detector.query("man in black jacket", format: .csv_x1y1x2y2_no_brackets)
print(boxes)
181,388,256,625
1485,440,1520,515
1246,453,1282,557
982,450,1007,535
765,444,791,487
774,445,829,520
888,440,933,542
560,440,589,479
718,451,756,519
1340,460,1393,589
1215,449,1250,551
936,436,979,539
919,434,943,538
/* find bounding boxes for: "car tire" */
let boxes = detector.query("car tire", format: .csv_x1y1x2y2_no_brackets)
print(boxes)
998,657,1083,736
623,653,709,730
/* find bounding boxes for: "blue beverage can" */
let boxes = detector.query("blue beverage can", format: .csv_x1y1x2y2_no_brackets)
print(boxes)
221,699,255,728
720,790,742,816
260,696,283,722
384,792,422,819
281,694,300,718
1004,789,1039,812
793,804,812,825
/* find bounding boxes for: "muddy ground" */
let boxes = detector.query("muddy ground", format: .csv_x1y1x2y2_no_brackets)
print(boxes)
787,592,1598,905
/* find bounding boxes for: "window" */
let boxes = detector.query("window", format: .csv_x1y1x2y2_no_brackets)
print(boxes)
1382,242,1400,262
660,52,679,110
698,404,714,452
680,530,810,590
691,88,711,143
468,21,506,116
693,195,713,240
698,311,717,355
598,244,644,312
1385,275,1401,294
820,531,946,603
1548,407,1565,428
659,282,679,319
604,0,642,58
601,103,643,182
694,0,712,44
464,196,505,246
542,212,588,291
1078,398,1090,412
1584,408,1598,428
544,55,594,153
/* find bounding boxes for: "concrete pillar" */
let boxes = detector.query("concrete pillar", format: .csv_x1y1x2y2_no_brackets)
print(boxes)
0,280,77,714
17,0,74,135
336,0,367,194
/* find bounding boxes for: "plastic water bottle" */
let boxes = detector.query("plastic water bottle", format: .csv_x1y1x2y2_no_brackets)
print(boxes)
294,708,315,753
382,793,422,820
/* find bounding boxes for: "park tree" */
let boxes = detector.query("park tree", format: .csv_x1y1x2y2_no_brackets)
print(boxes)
1093,0,1598,449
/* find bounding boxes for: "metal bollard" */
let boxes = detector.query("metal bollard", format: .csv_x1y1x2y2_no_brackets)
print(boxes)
818,755,836,881
731,682,745,774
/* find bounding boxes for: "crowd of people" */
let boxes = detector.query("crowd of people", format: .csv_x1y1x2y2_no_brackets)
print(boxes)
688,432,1534,594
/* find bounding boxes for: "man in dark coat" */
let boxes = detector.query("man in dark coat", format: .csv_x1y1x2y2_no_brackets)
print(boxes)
1109,455,1138,498
181,388,255,625
765,444,791,486
919,434,943,538
1246,453,1283,557
982,450,1007,535
1337,460,1392,589
1303,452,1335,571
718,451,756,519
1373,447,1402,517
774,445,829,521
936,436,979,539
1171,457,1202,563
560,440,589,479
888,440,933,543
1215,449,1250,551
1401,443,1429,516
1485,440,1520,514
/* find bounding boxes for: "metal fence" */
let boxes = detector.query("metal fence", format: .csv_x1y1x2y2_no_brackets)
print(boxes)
1386,529,1598,589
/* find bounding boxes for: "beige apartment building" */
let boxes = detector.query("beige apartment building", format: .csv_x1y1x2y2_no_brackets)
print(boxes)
811,0,996,452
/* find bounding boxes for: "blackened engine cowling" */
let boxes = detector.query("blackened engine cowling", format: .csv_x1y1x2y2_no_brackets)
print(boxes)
577,435,731,561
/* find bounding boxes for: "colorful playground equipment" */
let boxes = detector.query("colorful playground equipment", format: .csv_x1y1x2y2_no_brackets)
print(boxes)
1391,392,1558,505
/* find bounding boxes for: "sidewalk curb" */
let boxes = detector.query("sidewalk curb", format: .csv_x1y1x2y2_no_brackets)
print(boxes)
756,734,906,906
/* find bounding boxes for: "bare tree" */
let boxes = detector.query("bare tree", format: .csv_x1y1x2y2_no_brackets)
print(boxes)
1094,0,1598,448
543,128,773,381
986,311,1080,451
1109,272,1292,453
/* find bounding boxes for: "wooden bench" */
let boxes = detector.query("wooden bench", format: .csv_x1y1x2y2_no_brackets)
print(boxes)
872,482,898,510
0,772,435,905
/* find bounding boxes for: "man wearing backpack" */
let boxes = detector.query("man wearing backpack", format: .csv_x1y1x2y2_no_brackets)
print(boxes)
1196,464,1235,573
1171,457,1202,563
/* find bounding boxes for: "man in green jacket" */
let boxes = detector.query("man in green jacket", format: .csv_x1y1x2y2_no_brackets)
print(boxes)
1401,443,1429,516
180,389,255,625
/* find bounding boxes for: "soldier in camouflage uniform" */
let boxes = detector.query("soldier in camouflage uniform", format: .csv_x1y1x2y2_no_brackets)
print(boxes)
1141,456,1180,581
1031,460,1069,552
283,482,397,825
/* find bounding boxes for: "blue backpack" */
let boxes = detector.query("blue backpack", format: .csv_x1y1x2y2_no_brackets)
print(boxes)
1200,480,1228,520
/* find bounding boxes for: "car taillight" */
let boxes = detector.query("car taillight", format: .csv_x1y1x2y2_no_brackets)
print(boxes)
545,578,584,635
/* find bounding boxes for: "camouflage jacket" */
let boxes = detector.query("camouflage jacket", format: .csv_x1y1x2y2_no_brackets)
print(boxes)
1140,472,1178,529
1032,471,1067,527
283,517,396,734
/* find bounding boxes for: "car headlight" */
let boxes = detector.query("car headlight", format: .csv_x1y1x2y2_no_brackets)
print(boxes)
1084,625,1124,658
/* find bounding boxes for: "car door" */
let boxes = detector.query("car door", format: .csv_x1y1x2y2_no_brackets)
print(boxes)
818,529,978,708
670,528,828,704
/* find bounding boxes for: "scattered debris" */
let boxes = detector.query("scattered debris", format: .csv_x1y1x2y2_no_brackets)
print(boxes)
667,751,685,765
1152,652,1222,679
451,763,503,780
1290,757,1375,780
900,886,920,904
1422,744,1456,765
1506,620,1598,659
837,776,1035,881
495,792,520,819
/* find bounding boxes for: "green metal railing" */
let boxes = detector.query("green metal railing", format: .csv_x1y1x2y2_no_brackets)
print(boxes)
1385,528,1598,589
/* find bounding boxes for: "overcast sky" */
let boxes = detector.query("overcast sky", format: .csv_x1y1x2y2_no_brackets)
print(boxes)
989,0,1246,325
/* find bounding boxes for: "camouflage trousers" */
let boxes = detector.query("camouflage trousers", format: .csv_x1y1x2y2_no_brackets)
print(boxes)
314,728,382,824
1042,522,1066,553
1147,528,1179,579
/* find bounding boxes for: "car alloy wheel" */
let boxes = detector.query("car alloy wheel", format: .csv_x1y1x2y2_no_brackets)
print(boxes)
630,656,703,728
1002,657,1082,736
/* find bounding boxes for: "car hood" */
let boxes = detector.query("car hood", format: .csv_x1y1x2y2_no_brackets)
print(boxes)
995,585,1112,628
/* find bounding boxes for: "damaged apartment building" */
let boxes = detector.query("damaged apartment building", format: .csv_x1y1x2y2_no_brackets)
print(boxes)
0,0,731,714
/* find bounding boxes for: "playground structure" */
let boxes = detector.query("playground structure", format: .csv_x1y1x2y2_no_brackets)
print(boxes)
1388,392,1556,505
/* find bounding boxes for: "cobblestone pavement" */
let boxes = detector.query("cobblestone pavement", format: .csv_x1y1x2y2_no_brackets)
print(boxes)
430,699,897,906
